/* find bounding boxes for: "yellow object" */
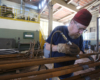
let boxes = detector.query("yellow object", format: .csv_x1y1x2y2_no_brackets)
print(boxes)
39,30,45,49
0,6,40,23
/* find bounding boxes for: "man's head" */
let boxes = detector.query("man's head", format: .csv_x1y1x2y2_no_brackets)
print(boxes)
68,9,92,39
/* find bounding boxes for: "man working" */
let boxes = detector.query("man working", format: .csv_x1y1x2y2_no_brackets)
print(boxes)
45,9,92,79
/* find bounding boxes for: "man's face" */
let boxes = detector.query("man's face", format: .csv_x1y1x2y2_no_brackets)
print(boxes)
68,20,87,39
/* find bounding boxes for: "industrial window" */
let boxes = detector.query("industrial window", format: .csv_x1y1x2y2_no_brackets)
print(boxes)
90,27,95,32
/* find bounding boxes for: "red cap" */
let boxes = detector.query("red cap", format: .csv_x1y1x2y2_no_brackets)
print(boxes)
73,9,92,26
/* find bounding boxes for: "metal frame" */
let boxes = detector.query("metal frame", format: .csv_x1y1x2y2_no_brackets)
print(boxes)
0,0,1,6
97,17,99,52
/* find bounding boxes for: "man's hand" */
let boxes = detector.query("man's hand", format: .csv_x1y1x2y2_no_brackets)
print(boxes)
57,43,80,56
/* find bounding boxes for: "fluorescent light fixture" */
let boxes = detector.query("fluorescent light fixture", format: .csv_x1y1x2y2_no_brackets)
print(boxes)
42,1,44,7
39,3,41,9
76,6,81,9
30,0,31,1
67,0,73,4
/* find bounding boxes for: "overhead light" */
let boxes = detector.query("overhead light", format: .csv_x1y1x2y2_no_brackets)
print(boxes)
76,6,81,9
76,0,81,9
67,0,73,4
30,0,31,1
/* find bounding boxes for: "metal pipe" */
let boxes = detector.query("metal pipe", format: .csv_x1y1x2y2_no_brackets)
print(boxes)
0,61,93,80
16,61,100,80
96,17,99,52
0,53,99,71
50,30,72,57
0,53,25,59
0,51,96,65
48,1,53,36
95,17,100,62
63,68,100,80
77,72,100,80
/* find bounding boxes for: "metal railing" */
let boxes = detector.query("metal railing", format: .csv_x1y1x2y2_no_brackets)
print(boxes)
0,6,40,23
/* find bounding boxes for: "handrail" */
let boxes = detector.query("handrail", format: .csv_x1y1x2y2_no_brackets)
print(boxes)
0,6,40,23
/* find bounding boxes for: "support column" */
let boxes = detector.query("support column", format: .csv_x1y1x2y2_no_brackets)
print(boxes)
0,0,1,6
97,17,99,52
20,0,23,14
23,1,25,14
95,11,99,52
48,1,53,36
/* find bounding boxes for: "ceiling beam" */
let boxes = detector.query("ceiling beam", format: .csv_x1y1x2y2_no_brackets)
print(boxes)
79,0,96,10
63,0,97,24
91,3,100,10
61,13,76,22
65,0,71,3
40,14,48,19
67,0,74,4
39,0,50,14
53,0,78,12
63,17,73,24
63,19,71,24
53,7,63,15
57,12,74,21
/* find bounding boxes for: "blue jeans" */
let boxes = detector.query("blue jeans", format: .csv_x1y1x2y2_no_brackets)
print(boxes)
49,73,74,80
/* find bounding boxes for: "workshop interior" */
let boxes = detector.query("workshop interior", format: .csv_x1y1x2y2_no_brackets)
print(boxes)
0,0,100,80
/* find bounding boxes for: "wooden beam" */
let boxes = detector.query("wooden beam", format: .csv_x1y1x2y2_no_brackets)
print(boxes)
53,0,78,12
57,12,74,21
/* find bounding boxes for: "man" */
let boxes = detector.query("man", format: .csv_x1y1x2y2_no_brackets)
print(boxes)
45,9,92,79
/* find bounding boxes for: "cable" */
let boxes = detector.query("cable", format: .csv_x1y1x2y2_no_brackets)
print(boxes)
50,30,72,57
